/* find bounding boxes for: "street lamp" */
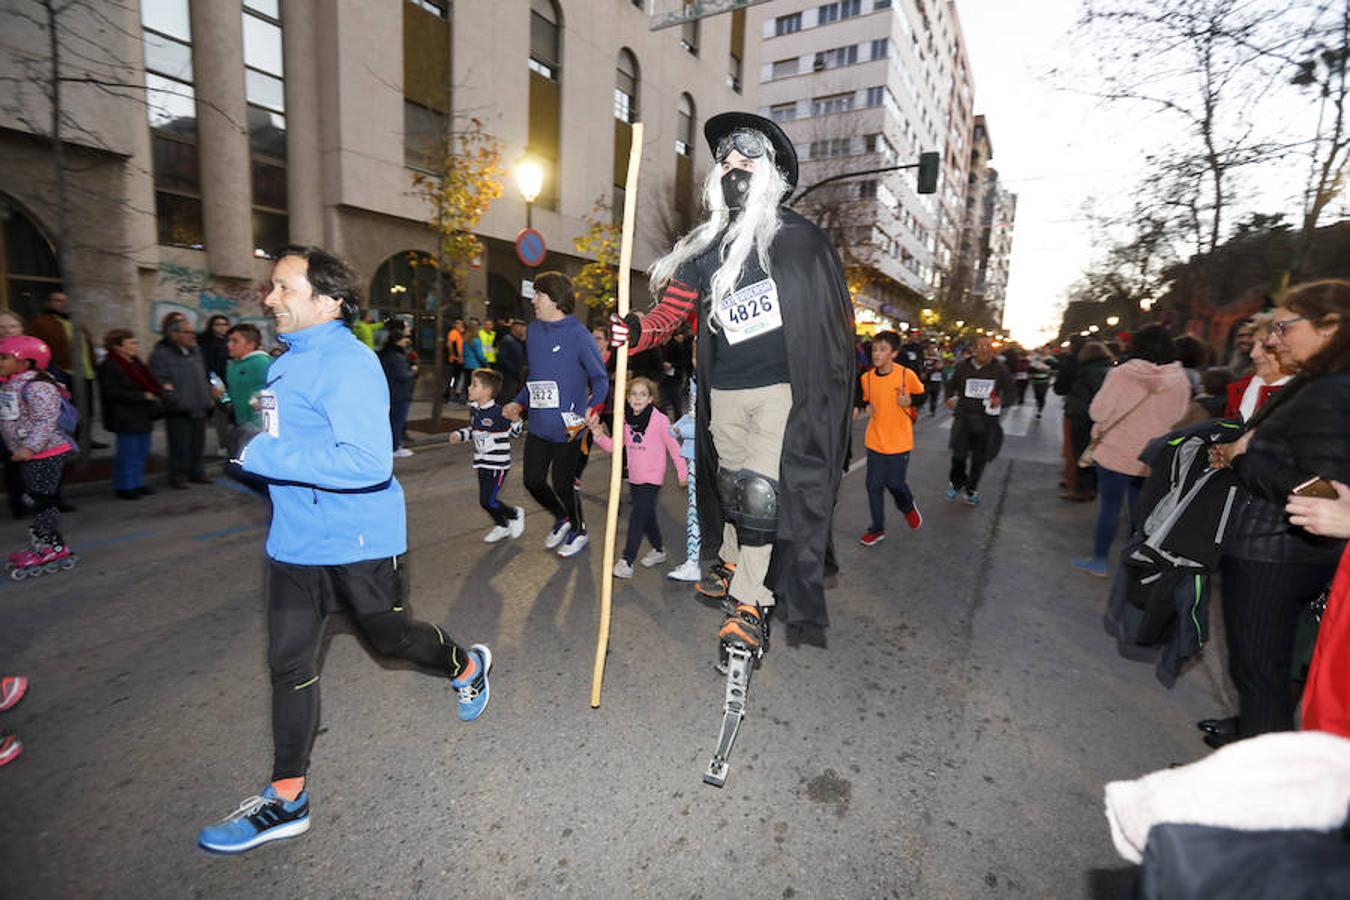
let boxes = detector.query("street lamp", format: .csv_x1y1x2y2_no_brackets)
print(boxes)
515,158,544,229
1088,324,1100,333
1106,315,1120,327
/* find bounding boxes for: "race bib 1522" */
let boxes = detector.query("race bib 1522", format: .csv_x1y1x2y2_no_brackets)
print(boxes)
527,380,560,409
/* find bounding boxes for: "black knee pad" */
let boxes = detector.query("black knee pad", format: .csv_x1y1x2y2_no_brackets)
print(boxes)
716,466,739,514
733,469,779,547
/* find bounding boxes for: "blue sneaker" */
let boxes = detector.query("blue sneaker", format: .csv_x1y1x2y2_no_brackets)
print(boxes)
1071,556,1108,578
964,490,980,506
197,785,310,854
946,485,959,500
451,643,492,722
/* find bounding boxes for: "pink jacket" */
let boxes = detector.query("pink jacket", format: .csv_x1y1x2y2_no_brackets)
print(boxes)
0,371,74,460
593,409,687,486
1089,359,1191,477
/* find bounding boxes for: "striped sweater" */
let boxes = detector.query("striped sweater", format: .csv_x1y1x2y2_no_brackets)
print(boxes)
453,401,524,469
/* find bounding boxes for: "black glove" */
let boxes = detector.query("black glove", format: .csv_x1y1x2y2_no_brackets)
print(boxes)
227,424,262,464
608,312,642,349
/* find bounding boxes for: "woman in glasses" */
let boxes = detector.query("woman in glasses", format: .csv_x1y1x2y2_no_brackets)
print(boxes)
1204,280,1350,747
1222,311,1294,421
608,112,854,661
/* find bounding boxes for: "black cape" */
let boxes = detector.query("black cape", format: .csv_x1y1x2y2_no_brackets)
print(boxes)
693,207,855,632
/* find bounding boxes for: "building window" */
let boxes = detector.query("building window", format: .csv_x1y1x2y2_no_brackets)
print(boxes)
680,2,699,54
808,137,852,159
818,1,860,25
875,0,892,9
243,1,287,256
769,102,797,123
810,92,853,116
528,0,562,209
614,49,638,123
407,0,447,17
813,44,858,70
775,12,802,35
771,57,798,79
141,0,203,248
728,6,745,93
865,86,884,107
675,92,695,156
871,38,889,60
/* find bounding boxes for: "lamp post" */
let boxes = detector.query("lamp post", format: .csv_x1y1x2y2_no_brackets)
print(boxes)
515,158,544,229
1106,315,1120,327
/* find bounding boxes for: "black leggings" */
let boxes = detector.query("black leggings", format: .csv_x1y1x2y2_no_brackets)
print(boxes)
267,557,467,780
21,455,66,540
522,433,585,531
622,483,663,563
477,468,518,527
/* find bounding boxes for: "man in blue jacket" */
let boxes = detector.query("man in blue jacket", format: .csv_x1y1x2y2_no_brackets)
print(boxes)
197,246,492,856
502,271,609,558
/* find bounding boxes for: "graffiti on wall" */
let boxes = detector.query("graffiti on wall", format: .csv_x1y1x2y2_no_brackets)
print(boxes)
151,262,273,342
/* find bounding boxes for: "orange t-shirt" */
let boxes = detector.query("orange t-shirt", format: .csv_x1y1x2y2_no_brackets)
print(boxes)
862,365,925,454
446,328,463,363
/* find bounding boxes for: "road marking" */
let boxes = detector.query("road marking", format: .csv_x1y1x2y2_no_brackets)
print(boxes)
191,524,266,541
73,529,160,552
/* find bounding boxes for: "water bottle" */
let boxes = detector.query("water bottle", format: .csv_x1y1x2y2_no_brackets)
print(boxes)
209,372,231,405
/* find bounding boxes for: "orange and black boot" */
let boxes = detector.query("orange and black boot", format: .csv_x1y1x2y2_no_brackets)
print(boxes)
696,560,736,602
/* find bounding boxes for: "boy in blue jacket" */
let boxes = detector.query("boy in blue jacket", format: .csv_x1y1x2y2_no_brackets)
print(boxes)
502,272,609,558
198,246,492,856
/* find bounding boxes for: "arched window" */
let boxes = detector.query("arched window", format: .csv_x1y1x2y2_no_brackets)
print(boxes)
528,0,562,209
369,250,443,359
0,194,61,323
614,49,638,124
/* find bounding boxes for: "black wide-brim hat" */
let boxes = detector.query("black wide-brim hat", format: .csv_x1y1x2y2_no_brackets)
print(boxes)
704,111,799,189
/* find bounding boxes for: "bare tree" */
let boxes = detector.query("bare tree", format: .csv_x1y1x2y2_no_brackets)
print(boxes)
1291,3,1350,276
1069,0,1317,301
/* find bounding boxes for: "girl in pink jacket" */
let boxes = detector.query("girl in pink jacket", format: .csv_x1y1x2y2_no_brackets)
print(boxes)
587,376,687,579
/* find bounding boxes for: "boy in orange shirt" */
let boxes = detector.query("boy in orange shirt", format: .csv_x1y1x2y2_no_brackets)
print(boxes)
856,330,925,546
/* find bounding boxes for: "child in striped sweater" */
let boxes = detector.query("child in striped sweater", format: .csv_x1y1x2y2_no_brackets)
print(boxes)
586,376,687,578
450,369,526,543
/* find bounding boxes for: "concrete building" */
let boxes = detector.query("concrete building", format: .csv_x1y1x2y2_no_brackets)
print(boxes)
0,0,752,363
747,0,974,327
974,169,1015,324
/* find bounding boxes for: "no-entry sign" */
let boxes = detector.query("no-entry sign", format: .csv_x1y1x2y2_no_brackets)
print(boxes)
515,228,547,268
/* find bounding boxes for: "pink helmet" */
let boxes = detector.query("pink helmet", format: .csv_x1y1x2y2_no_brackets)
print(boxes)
0,335,53,371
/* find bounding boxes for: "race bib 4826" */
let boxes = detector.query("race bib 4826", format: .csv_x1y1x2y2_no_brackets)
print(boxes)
715,277,783,346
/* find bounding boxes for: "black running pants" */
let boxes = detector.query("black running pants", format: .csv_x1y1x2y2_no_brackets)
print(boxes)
267,557,467,780
522,433,585,531
477,468,516,527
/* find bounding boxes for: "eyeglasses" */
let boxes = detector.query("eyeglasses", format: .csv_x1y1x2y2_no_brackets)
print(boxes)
1272,316,1307,337
716,129,768,162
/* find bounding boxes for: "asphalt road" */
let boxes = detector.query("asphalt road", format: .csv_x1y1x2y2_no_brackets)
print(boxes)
0,396,1229,898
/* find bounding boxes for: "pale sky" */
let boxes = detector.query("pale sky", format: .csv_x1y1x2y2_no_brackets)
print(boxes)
957,0,1143,346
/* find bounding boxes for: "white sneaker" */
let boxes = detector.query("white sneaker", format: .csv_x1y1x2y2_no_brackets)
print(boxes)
612,559,634,578
666,559,701,582
483,524,511,543
557,529,589,558
640,548,667,568
544,520,570,550
507,508,525,539
393,447,415,458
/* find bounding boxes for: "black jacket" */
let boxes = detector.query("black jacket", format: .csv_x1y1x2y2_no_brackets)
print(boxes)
97,356,161,434
379,345,417,404
1066,358,1111,418
1227,373,1350,563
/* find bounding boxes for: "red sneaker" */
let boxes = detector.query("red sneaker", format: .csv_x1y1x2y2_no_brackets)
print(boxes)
859,530,886,547
0,730,21,767
904,505,923,530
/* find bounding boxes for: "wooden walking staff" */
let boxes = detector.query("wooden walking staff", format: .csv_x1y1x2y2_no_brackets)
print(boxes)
592,121,644,708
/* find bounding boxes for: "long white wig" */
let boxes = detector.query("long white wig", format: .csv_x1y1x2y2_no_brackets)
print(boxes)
648,135,788,314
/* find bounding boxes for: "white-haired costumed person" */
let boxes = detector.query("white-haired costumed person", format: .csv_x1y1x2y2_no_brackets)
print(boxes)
610,112,855,668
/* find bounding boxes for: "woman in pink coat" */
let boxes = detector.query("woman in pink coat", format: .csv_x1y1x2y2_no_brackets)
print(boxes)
587,376,688,579
1072,325,1192,577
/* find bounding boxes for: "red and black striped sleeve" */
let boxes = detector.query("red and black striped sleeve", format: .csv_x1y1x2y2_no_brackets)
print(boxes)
634,278,698,353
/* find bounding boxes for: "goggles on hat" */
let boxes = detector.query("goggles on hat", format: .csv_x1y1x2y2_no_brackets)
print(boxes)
715,128,770,162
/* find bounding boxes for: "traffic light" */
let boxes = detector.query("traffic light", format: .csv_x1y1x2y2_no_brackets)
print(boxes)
917,151,939,194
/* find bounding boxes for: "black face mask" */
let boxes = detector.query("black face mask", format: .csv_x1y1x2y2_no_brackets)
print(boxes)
721,168,752,209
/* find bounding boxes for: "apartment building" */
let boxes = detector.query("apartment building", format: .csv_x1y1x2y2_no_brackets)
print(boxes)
0,0,752,358
748,0,974,326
